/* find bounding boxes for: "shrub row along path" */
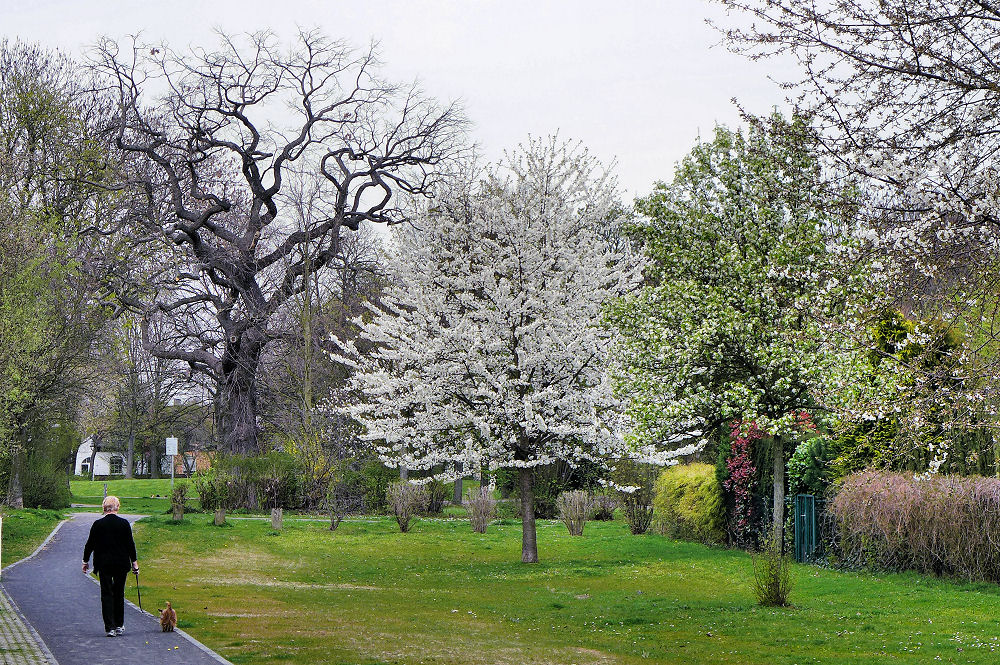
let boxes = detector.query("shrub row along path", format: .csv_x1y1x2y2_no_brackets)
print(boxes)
2,513,230,665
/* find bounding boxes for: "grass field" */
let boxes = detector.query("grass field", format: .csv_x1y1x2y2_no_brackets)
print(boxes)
71,478,198,514
70,478,198,498
126,514,1000,665
1,509,63,567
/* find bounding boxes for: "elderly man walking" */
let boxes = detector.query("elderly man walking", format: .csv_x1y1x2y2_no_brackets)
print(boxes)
82,496,139,637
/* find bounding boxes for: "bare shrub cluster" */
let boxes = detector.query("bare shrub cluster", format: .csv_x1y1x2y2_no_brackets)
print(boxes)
425,479,448,514
170,483,188,522
590,493,617,521
751,531,792,607
466,488,497,533
387,481,429,533
830,470,1000,581
557,490,593,536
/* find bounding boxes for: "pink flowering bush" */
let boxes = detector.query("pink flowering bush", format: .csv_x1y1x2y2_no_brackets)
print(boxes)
723,421,762,548
831,470,1000,581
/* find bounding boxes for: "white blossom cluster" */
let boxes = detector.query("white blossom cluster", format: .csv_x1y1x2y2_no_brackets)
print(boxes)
327,138,693,478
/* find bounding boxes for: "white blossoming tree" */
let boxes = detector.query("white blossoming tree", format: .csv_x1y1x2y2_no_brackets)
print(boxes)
608,115,846,547
332,138,696,562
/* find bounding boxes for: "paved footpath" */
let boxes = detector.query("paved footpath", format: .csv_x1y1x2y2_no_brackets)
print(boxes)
2,513,231,665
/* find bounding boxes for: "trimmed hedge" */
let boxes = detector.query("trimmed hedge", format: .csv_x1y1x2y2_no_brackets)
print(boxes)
653,463,725,544
830,470,1000,581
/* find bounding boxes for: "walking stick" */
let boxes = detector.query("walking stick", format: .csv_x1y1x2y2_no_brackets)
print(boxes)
134,569,142,611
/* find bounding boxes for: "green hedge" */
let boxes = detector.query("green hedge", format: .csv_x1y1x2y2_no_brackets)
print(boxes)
653,462,725,544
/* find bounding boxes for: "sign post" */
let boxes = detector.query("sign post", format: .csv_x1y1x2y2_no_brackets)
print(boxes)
165,437,178,490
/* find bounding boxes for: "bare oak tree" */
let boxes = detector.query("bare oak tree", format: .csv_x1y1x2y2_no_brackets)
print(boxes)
94,30,466,454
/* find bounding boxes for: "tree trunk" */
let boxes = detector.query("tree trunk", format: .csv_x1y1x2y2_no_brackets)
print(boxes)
7,444,24,509
125,430,135,479
271,507,283,531
216,327,267,455
88,439,99,481
217,336,265,455
453,462,463,505
150,444,160,479
399,467,408,481
519,466,539,563
772,436,785,552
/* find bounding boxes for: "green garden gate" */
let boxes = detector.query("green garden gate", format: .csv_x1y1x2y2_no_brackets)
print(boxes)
794,494,817,563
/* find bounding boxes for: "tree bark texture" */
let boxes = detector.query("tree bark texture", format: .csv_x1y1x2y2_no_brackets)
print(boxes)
125,431,135,479
772,436,785,552
88,441,98,481
6,444,24,509
217,335,265,455
519,466,539,563
453,462,463,505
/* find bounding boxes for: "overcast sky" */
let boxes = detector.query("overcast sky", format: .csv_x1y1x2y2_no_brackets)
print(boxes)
4,0,797,200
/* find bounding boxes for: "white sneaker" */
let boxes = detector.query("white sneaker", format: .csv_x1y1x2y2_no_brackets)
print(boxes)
106,630,116,637
114,627,124,636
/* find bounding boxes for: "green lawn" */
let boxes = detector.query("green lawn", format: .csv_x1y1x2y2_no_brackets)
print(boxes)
71,478,198,498
71,478,198,514
127,515,1000,665
1,509,63,567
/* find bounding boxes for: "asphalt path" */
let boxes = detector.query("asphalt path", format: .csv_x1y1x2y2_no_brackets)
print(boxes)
3,513,230,665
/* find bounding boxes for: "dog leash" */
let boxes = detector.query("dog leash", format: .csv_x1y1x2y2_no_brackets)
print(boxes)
134,569,142,611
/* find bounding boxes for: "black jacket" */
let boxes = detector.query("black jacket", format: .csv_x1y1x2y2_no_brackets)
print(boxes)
83,514,137,572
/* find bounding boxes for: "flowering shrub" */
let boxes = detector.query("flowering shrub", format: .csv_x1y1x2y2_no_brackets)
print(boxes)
653,463,725,544
830,470,1000,581
722,421,762,548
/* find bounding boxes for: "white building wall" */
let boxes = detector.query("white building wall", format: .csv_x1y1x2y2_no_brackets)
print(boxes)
75,437,174,477
75,438,125,477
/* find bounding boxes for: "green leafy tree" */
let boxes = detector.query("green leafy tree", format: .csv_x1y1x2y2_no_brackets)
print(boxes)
0,42,114,505
609,114,846,547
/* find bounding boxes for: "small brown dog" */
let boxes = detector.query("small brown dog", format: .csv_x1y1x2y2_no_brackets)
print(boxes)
159,601,177,632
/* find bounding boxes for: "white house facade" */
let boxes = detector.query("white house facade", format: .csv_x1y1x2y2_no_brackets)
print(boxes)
74,438,172,477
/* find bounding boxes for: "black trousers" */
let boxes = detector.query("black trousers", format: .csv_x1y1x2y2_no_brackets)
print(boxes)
97,567,129,632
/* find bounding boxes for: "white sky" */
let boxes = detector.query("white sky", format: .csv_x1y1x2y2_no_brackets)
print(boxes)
3,0,798,200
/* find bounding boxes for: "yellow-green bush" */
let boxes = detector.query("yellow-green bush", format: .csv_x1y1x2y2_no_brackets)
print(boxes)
653,463,725,544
